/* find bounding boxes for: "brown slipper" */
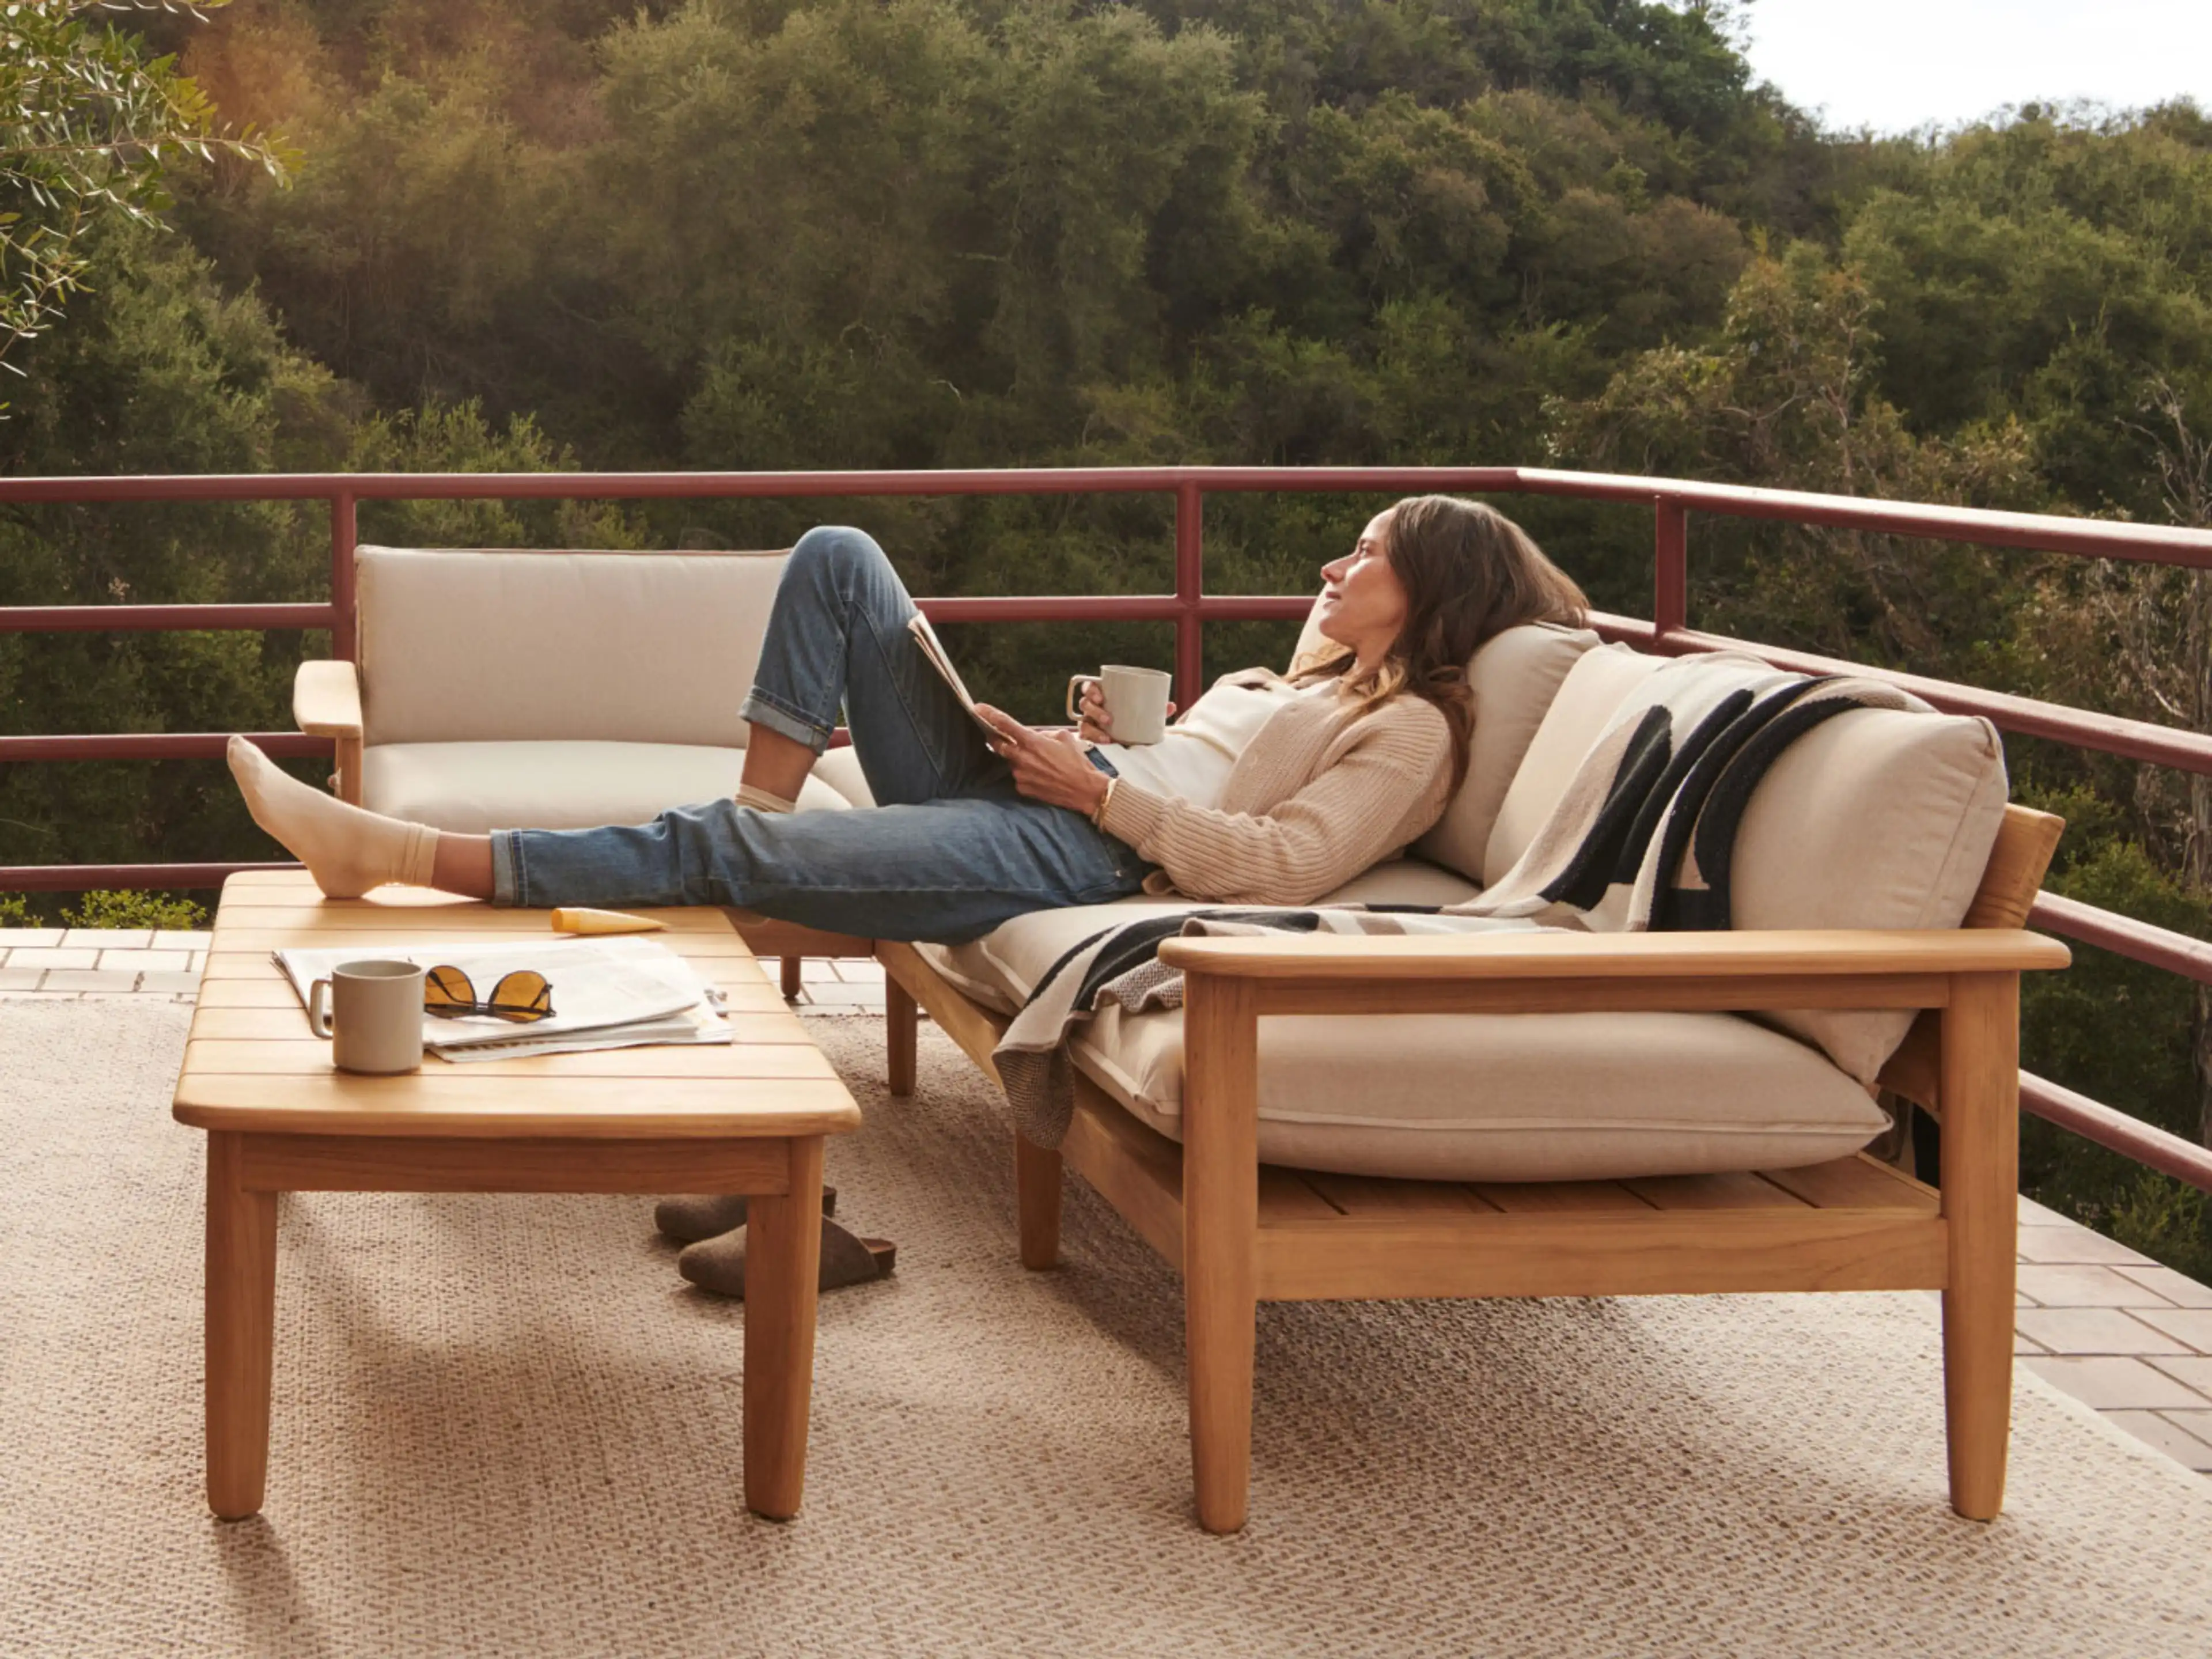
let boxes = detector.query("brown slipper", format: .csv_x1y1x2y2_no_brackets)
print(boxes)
654,1185,837,1244
676,1217,895,1300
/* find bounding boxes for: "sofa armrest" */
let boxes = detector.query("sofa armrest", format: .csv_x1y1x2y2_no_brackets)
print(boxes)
293,660,363,739
1156,928,2069,1017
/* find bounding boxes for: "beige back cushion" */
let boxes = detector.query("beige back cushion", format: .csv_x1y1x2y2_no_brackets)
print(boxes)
1289,596,1599,883
1735,707,2009,1082
1483,643,1671,885
357,547,789,747
1476,642,2009,1082
1414,623,1599,881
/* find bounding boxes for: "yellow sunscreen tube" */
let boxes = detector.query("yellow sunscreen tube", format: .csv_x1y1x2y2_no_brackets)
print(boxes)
551,907,666,935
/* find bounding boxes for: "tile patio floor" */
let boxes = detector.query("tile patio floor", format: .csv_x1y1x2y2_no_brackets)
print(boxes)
9,926,2212,1479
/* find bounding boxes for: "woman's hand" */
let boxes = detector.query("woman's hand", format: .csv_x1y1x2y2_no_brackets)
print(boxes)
975,704,1111,816
1072,677,1177,743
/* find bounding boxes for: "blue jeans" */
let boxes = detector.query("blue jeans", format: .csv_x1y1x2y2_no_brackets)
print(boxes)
490,526,1150,943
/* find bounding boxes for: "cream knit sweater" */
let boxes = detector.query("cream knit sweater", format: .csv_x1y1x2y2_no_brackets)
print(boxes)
1095,676,1454,906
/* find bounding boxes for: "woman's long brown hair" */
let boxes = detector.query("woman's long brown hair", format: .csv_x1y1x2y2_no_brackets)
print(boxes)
1293,495,1589,793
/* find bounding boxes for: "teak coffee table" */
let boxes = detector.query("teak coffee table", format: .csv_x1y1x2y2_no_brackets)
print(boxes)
172,871,860,1521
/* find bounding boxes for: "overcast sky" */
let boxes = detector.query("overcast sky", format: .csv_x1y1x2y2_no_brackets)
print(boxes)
1736,0,2212,134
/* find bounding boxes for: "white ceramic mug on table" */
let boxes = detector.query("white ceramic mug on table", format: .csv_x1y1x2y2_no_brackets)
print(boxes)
307,959,426,1074
1065,664,1173,745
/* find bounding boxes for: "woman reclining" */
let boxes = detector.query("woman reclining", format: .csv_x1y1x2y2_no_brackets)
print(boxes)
230,495,1586,929
226,494,1586,1289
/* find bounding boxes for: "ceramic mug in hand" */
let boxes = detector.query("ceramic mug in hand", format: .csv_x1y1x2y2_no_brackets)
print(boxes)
1065,664,1173,745
308,959,426,1074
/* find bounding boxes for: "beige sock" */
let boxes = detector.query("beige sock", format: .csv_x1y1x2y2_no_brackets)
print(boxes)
735,782,797,814
228,737,440,899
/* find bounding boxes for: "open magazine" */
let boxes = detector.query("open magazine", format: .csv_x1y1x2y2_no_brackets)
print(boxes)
272,934,732,1061
908,611,1003,737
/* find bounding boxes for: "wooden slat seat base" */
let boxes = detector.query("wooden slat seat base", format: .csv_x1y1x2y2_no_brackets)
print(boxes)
1056,1076,1945,1302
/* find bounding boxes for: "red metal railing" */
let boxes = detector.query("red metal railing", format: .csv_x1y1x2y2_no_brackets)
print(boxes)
5,464,2212,1193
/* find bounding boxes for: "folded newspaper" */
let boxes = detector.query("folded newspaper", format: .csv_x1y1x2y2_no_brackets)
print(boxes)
273,935,733,1062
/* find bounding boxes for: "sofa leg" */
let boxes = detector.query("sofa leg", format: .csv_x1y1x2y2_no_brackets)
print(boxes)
1939,971,2019,1521
781,956,803,1000
1013,1131,1062,1269
1182,973,1259,1535
886,980,917,1097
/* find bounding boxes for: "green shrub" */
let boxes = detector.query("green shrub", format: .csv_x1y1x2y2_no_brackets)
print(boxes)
0,893,35,927
59,889,208,930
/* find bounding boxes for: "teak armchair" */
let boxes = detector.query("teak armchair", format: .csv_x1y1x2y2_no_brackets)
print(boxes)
877,805,2068,1533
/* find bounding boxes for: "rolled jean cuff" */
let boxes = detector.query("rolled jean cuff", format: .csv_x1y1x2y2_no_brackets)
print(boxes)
490,828,527,908
739,688,833,754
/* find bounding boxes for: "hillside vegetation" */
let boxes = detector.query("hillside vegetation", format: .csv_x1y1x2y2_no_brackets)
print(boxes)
7,0,2212,1267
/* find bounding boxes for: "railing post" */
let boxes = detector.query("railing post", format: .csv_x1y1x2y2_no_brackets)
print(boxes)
1654,498,1687,641
330,491,358,662
1175,479,1204,706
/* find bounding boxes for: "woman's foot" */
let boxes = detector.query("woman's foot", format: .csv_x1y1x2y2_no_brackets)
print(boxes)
227,736,440,899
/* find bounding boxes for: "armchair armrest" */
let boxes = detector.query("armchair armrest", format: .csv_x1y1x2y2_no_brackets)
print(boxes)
293,660,363,739
1157,929,2070,1017
293,660,364,804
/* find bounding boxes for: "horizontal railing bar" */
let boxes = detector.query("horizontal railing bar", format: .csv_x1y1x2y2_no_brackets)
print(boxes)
0,603,337,634
0,594,1313,635
0,733,332,762
2029,892,2212,983
1627,620,2212,775
0,466,1520,503
5,465,2211,565
0,861,297,892
1515,468,2212,569
916,594,1312,624
2021,1070,2212,1194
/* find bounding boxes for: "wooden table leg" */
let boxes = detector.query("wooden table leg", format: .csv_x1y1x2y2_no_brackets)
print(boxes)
744,1136,825,1520
204,1131,279,1520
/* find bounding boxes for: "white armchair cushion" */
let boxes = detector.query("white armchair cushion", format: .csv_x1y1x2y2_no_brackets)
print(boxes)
361,741,857,834
356,547,789,747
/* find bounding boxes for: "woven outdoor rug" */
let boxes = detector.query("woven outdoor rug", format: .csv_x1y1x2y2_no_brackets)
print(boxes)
2,1000,2209,1657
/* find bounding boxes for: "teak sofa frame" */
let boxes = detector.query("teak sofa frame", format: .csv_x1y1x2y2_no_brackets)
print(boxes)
872,805,2069,1533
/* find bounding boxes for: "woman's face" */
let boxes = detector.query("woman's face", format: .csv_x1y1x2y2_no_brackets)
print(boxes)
1315,512,1410,660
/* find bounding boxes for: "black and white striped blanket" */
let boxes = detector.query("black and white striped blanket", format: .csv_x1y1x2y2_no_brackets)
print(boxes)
992,654,1925,1147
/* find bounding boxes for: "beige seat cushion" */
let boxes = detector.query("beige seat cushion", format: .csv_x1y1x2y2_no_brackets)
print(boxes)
1076,1005,1888,1183
919,870,1885,1181
361,741,857,834
356,547,789,747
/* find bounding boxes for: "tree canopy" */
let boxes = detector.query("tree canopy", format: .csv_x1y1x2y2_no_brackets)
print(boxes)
9,0,2212,1268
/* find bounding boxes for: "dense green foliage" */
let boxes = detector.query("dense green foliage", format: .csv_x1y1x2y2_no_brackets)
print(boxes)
0,1,289,392
8,1,2212,1268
